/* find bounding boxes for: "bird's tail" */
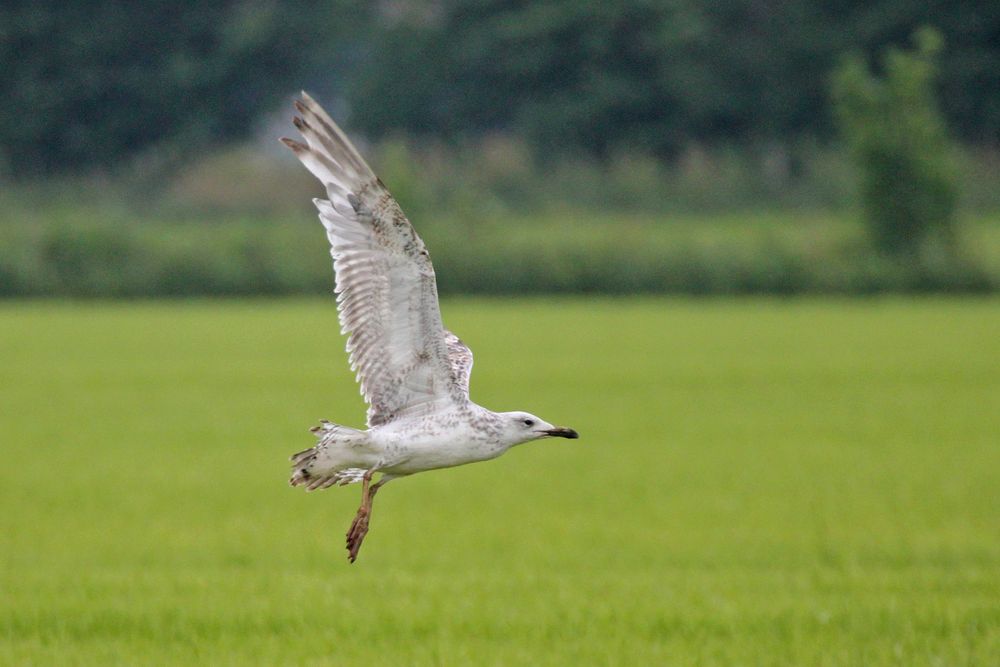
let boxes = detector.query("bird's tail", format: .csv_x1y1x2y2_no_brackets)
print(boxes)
289,420,370,491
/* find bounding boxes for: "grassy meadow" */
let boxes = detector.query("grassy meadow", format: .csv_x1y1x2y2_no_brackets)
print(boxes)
1,298,998,665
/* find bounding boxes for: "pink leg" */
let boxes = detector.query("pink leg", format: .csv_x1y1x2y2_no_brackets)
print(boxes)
346,471,387,563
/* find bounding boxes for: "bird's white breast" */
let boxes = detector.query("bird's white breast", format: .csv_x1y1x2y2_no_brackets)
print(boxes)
371,406,505,475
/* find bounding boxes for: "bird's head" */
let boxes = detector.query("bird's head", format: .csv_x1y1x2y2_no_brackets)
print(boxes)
499,411,579,446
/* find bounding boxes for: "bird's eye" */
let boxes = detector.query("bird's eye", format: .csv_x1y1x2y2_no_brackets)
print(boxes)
523,419,535,427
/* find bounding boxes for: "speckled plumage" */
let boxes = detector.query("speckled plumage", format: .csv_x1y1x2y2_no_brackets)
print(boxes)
280,93,578,562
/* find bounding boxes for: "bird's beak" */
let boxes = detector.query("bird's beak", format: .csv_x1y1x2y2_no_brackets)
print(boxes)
542,427,579,439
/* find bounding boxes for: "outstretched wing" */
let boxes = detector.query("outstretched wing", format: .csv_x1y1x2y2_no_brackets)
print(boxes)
282,93,468,426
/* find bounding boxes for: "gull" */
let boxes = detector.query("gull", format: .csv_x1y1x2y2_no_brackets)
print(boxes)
280,94,579,563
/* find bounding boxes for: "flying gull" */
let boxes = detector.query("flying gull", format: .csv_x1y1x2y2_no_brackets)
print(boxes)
280,94,579,562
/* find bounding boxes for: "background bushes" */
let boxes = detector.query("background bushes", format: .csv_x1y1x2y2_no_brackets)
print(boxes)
833,29,959,257
2,206,996,298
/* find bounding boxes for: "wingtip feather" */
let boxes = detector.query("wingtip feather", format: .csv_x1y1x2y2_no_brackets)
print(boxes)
280,137,306,152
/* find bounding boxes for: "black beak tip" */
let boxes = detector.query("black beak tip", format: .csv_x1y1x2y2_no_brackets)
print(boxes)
548,427,579,439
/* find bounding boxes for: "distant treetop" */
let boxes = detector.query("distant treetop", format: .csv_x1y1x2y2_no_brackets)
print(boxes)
2,1,998,175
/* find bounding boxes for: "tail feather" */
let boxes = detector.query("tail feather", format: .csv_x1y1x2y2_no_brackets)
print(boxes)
289,421,371,490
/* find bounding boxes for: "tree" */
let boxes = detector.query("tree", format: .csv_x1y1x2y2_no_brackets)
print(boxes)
832,28,958,256
0,1,351,176
346,1,1000,155
348,1,834,157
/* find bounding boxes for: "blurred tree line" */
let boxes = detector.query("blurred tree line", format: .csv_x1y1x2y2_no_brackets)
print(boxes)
350,0,1000,157
1,0,998,176
0,0,354,175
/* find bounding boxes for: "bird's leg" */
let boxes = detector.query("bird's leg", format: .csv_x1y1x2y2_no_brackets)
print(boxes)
346,471,373,562
346,470,386,563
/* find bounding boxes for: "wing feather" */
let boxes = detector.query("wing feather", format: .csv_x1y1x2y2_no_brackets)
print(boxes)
282,94,471,426
444,330,474,396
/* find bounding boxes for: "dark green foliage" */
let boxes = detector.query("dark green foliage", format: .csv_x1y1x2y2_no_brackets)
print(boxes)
832,28,958,256
349,1,835,155
347,1,1000,156
0,1,351,176
2,2,998,171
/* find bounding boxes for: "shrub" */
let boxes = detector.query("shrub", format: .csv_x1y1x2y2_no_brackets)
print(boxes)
831,28,958,257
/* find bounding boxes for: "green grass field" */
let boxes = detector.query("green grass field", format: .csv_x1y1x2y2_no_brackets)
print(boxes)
1,299,997,665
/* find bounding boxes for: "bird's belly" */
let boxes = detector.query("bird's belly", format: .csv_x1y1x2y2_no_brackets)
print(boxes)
375,432,500,475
